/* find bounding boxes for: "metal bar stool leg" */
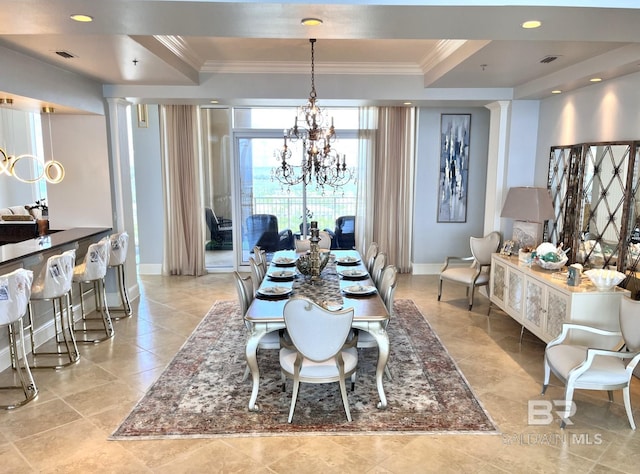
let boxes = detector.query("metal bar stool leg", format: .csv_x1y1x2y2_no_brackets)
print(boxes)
73,278,114,343
2,318,39,409
109,263,132,319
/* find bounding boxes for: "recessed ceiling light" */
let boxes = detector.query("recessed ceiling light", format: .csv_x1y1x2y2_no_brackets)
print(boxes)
404,102,412,105
551,90,562,94
590,77,602,82
70,14,94,22
301,18,323,26
210,100,219,104
521,20,542,29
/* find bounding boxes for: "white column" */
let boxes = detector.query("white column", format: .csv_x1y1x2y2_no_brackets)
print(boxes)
484,101,512,238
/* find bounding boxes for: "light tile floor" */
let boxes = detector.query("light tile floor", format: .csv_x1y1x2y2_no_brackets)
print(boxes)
1,273,639,473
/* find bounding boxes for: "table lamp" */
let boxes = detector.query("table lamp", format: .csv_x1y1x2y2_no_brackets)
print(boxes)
501,187,555,251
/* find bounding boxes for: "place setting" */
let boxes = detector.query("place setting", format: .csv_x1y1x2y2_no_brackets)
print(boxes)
266,269,296,281
271,256,297,267
342,284,377,297
256,285,293,300
335,255,361,266
338,268,369,280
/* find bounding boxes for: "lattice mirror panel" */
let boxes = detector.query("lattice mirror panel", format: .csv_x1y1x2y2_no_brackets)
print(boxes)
547,141,640,272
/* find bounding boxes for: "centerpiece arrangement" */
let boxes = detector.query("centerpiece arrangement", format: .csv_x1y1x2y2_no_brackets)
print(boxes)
295,221,330,281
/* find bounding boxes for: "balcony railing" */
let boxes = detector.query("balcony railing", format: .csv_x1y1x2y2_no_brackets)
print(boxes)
244,195,356,233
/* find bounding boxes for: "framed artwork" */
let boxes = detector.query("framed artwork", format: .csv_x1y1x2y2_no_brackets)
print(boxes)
437,114,471,222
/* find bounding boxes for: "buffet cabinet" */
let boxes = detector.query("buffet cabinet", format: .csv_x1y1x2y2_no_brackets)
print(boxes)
490,253,627,344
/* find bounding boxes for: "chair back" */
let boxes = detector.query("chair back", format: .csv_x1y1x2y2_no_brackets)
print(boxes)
364,242,378,273
252,246,267,273
246,214,281,252
283,297,354,362
294,231,332,252
108,231,129,266
35,249,76,299
334,215,355,249
79,240,110,281
470,231,501,266
379,265,398,316
620,296,640,352
371,252,387,287
233,271,254,318
0,268,33,326
249,257,264,294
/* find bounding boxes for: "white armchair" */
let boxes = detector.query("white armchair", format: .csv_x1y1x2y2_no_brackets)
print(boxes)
542,296,640,429
438,231,501,310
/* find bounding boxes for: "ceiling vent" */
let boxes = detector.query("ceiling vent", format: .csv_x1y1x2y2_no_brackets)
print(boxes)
55,50,76,59
540,55,559,64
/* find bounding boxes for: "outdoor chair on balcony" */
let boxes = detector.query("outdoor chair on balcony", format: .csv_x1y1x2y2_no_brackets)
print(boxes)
246,214,294,253
205,208,233,250
326,215,356,249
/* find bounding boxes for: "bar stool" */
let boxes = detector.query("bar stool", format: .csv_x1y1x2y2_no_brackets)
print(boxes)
1,268,37,409
28,249,79,369
107,231,132,319
72,240,114,343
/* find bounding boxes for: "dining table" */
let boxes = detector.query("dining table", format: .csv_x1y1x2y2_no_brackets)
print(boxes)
244,249,390,411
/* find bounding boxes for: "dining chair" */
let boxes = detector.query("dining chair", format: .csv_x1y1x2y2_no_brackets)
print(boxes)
363,242,379,274
371,252,387,289
280,297,358,423
357,265,397,380
1,268,38,409
252,246,268,275
438,231,501,310
248,257,265,295
233,271,281,381
542,296,640,429
294,231,332,252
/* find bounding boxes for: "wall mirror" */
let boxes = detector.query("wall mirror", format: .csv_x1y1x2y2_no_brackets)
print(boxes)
547,141,640,273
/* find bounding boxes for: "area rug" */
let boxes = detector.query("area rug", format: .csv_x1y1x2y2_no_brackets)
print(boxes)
111,299,497,439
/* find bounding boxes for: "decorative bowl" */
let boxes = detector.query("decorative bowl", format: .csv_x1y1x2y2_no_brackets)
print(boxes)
584,269,626,291
295,252,330,276
534,254,568,270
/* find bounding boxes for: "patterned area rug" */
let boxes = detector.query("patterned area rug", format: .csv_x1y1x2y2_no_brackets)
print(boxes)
111,299,497,439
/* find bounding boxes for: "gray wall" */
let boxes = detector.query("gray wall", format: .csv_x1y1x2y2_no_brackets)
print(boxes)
413,107,490,271
131,105,164,273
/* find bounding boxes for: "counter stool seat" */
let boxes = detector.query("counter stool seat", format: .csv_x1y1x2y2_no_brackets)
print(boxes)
27,249,79,369
107,231,132,319
1,268,37,409
72,240,113,343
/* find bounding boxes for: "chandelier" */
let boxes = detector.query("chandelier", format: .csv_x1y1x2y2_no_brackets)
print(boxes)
0,100,65,184
272,38,354,194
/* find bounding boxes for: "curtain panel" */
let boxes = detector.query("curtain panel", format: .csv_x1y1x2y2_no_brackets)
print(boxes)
372,107,415,273
160,105,205,276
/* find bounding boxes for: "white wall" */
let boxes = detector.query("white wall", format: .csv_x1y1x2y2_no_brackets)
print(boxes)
535,71,640,183
45,115,113,229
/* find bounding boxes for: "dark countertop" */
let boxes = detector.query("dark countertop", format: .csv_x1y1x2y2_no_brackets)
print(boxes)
0,227,112,266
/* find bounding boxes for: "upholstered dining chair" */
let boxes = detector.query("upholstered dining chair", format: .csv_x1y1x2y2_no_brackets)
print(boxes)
542,296,640,429
252,246,268,274
357,265,397,380
438,231,501,310
280,297,358,423
233,271,281,381
371,252,387,289
363,242,379,274
294,231,332,252
248,257,265,295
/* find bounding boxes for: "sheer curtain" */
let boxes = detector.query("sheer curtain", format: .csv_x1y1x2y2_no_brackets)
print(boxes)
355,107,377,254
160,105,206,276
367,106,415,273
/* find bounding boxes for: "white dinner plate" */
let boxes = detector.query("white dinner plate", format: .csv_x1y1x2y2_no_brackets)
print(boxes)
267,270,296,280
335,256,361,265
343,284,377,296
272,257,296,266
257,286,293,297
338,269,368,279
